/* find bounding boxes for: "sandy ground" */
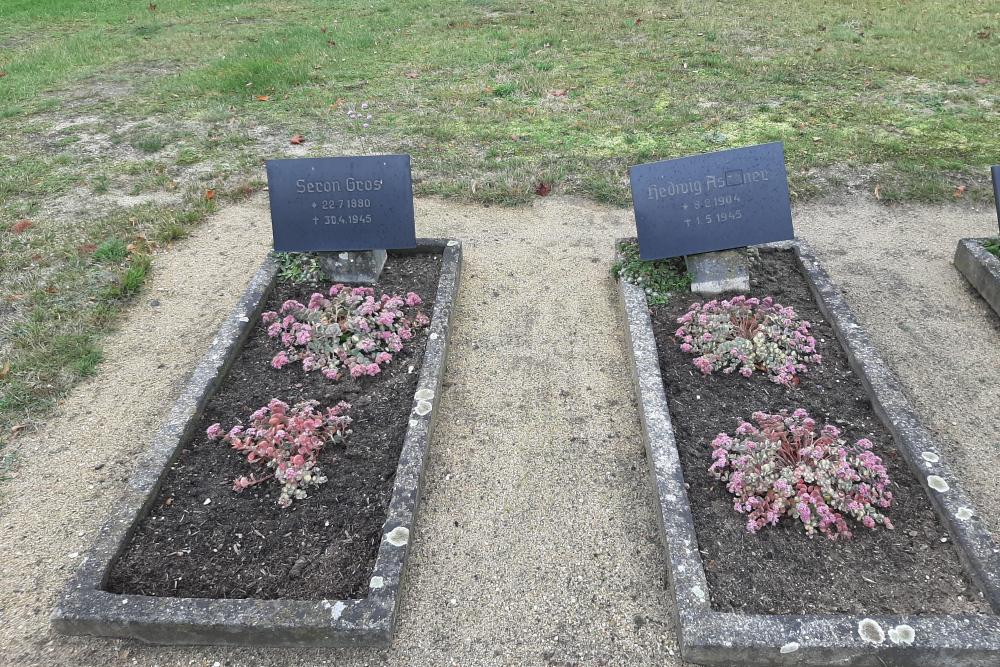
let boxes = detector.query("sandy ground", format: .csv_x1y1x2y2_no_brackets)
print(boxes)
0,194,997,667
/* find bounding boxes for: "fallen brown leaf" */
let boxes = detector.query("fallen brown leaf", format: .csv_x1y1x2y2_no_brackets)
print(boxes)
634,18,642,25
290,134,306,145
0,71,7,78
535,181,552,197
550,89,568,97
204,189,216,200
976,30,992,40
330,98,345,109
954,184,968,197
148,2,157,10
0,362,10,380
12,219,32,234
256,95,271,101
975,77,991,85
873,185,882,200
78,243,98,255
11,424,28,436
404,70,420,79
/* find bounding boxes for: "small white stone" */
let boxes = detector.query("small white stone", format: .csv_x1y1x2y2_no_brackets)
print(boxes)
414,388,435,401
370,576,385,589
415,400,432,416
68,552,79,559
858,618,885,644
386,526,409,547
957,507,974,520
330,601,347,620
447,240,458,246
203,498,212,505
238,316,250,323
430,332,439,340
888,624,915,646
779,642,800,654
927,475,949,493
408,365,415,374
339,252,349,260
921,451,940,463
408,419,418,427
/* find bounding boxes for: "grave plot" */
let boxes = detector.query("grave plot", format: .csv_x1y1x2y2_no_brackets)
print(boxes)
52,240,460,646
953,166,1000,316
620,144,1000,666
617,239,1000,666
954,238,1000,316
53,152,461,646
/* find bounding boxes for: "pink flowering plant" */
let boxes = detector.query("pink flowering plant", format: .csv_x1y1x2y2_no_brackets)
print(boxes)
675,295,821,386
262,284,429,380
709,409,894,540
206,399,352,508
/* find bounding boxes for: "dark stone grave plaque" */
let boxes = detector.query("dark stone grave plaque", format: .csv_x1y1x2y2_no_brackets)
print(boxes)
629,142,794,260
265,155,417,253
992,165,999,231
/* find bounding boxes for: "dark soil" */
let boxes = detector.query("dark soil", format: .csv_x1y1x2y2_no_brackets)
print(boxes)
649,249,991,615
107,252,442,601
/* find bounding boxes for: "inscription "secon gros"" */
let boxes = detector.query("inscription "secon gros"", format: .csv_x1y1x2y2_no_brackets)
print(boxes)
296,177,384,194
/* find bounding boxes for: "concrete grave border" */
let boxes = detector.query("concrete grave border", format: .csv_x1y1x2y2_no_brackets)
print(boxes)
52,239,462,647
954,238,1000,317
618,238,1000,667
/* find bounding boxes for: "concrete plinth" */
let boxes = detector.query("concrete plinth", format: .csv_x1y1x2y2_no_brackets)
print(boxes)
685,249,750,295
320,249,387,284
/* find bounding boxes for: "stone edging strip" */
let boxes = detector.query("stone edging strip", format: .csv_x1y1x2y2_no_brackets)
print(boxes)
51,239,462,647
955,238,1000,317
619,238,1000,667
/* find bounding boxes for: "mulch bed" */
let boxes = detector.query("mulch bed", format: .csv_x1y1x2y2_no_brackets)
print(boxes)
649,248,991,616
107,252,441,601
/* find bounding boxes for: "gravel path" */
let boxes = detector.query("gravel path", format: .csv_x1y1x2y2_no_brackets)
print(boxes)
0,194,996,667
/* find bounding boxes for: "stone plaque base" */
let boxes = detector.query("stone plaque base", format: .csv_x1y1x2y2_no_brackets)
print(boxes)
685,249,750,295
319,249,387,284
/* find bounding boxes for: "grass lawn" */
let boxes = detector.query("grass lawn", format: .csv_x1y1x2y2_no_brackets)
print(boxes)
0,0,998,472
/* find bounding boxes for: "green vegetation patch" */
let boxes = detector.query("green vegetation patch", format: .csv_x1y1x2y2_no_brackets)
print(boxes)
613,240,691,304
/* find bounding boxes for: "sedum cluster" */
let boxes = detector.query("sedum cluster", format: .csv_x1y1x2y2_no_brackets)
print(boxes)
215,283,429,508
709,409,894,540
675,295,821,386
207,399,352,508
262,284,429,381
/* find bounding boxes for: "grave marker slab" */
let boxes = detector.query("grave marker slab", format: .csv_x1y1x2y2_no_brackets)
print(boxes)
629,142,794,261
265,155,417,253
992,165,999,230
